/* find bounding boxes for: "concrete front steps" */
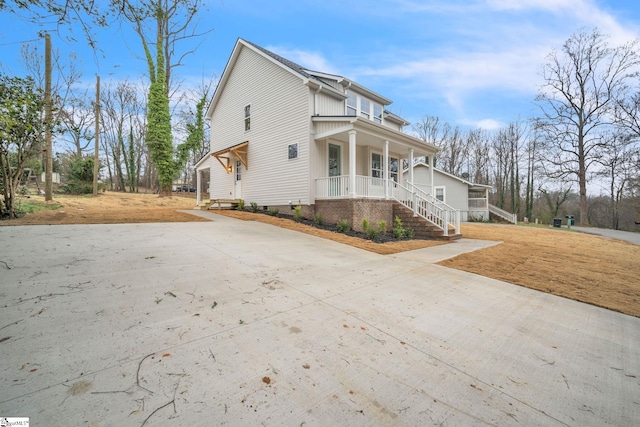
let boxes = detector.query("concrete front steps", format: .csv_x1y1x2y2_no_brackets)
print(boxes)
393,203,462,240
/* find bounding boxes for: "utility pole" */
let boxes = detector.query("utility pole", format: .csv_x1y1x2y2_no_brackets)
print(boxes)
44,33,53,201
93,75,100,196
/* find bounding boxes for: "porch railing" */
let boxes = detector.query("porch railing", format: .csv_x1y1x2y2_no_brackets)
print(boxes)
315,175,390,199
316,176,460,236
489,203,517,224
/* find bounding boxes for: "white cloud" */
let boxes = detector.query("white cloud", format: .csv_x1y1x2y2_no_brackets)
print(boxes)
471,118,505,130
486,0,576,13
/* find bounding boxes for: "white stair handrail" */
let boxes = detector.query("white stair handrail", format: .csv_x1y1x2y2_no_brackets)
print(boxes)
393,182,460,236
488,204,517,224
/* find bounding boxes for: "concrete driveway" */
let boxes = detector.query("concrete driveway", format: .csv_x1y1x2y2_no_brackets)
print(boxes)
1,213,638,426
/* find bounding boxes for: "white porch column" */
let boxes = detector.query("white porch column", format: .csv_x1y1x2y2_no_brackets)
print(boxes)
430,152,435,196
409,148,414,185
196,170,201,205
409,148,416,215
349,130,357,198
384,140,389,199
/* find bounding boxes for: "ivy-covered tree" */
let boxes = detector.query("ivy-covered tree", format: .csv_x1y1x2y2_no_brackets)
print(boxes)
0,74,45,217
117,0,210,196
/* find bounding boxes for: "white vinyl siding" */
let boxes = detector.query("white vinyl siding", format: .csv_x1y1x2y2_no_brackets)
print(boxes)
209,46,311,204
317,92,346,116
406,164,473,212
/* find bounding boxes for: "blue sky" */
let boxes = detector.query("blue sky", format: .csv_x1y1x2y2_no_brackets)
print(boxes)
1,0,640,132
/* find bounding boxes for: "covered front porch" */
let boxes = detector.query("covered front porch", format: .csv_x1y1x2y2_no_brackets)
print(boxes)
312,116,438,199
311,116,460,236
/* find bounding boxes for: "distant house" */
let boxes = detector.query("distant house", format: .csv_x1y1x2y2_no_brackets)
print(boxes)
404,162,491,221
196,38,461,236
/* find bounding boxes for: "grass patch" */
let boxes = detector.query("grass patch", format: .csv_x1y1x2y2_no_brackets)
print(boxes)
16,199,63,215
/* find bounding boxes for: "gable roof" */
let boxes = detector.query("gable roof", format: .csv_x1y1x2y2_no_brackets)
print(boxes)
407,161,492,189
206,39,406,122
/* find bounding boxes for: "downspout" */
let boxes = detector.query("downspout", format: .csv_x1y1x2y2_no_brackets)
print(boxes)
314,85,322,115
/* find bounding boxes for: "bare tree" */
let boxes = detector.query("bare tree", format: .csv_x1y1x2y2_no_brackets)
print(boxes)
412,115,442,146
100,80,146,191
594,132,638,229
534,28,640,225
524,125,540,221
58,94,95,157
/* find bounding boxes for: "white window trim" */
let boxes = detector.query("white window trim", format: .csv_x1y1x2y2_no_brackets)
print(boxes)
345,91,383,124
434,186,446,203
244,104,251,131
369,150,382,178
388,155,399,182
327,140,345,176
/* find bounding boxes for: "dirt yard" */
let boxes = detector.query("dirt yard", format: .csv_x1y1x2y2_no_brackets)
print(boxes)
0,191,209,225
2,191,639,317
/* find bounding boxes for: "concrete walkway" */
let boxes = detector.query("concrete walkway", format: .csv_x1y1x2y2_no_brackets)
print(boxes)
573,225,640,246
1,214,638,426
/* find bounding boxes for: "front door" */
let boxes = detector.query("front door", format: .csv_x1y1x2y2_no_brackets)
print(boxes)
234,160,242,199
328,143,341,196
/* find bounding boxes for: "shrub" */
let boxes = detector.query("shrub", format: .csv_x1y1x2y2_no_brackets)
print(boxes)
336,219,350,233
237,199,245,210
267,208,279,216
362,218,380,241
313,213,324,226
293,205,303,222
404,227,414,239
249,202,259,213
393,216,413,239
60,181,93,195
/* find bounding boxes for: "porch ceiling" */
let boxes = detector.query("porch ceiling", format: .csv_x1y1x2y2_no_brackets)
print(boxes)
312,116,437,157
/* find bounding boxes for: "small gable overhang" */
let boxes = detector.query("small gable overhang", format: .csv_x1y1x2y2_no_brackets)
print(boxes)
211,141,248,174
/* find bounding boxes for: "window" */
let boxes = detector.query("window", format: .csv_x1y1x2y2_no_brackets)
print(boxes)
389,157,399,182
288,143,298,159
371,153,382,178
346,92,357,116
236,160,242,181
360,98,370,119
244,104,251,131
435,186,445,202
373,104,383,124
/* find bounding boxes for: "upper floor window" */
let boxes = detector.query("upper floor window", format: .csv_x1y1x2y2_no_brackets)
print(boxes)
360,98,371,119
346,92,357,116
373,104,383,124
345,91,382,124
244,104,251,131
435,186,445,202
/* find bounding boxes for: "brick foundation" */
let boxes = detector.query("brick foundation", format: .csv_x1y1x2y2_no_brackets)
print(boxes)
315,199,394,232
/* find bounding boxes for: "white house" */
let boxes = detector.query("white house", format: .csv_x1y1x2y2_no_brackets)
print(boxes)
197,38,461,236
404,162,491,221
